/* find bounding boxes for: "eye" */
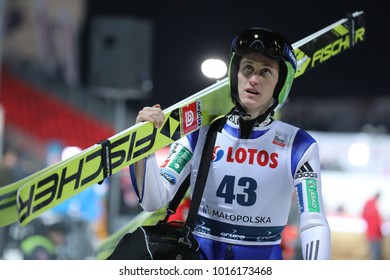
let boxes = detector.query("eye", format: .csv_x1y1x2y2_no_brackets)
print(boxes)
240,64,254,76
260,67,274,77
261,68,271,75
245,65,254,72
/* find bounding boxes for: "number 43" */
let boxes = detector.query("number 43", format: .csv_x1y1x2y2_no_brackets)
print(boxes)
216,175,257,206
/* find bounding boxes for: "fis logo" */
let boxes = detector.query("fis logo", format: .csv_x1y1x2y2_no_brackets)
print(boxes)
295,162,318,179
272,131,288,147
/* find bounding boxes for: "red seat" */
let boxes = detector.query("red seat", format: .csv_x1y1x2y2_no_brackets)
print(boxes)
1,68,115,149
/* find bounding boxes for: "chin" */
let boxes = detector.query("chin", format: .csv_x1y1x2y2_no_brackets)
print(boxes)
241,101,260,111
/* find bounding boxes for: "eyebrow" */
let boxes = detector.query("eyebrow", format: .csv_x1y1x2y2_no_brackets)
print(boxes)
241,57,278,69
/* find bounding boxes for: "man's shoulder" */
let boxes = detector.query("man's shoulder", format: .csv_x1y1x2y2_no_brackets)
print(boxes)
273,121,317,147
271,120,304,135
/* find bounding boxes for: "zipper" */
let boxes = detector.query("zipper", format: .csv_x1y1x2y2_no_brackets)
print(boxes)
225,243,234,259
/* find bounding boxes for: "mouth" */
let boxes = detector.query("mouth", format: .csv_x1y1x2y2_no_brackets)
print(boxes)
245,88,259,95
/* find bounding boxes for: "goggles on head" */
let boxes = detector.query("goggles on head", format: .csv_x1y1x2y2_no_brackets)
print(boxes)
231,28,297,71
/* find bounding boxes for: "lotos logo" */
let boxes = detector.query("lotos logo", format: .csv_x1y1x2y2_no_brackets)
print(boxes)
226,147,278,168
212,146,224,162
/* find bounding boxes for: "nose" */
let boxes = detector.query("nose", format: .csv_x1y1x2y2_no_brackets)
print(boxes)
249,74,260,86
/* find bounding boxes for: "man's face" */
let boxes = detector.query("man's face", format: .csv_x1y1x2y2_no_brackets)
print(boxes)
237,52,279,119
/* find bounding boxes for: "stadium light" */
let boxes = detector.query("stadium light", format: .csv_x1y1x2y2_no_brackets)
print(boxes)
201,58,227,79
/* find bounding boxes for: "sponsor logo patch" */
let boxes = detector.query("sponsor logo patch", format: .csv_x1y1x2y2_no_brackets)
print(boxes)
295,162,318,179
168,146,192,174
181,100,201,135
306,179,320,213
212,146,224,162
160,169,176,184
272,131,288,147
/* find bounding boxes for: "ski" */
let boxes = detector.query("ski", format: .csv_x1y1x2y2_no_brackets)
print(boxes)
293,11,365,78
0,10,365,227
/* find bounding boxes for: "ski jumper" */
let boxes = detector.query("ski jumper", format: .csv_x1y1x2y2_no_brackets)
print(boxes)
130,115,331,260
